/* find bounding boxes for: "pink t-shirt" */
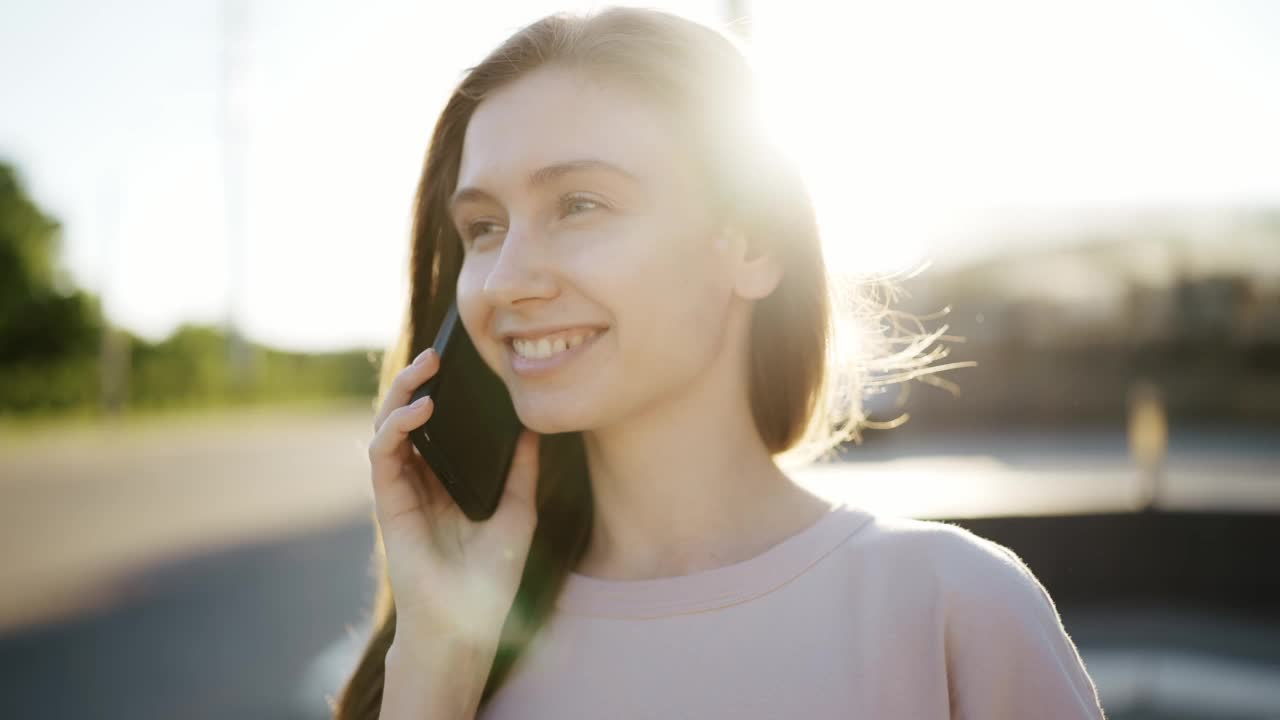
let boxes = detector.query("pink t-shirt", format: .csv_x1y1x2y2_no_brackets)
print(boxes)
479,500,1106,719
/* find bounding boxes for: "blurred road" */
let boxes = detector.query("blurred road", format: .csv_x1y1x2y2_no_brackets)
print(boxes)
0,512,376,720
0,405,376,633
0,408,1277,719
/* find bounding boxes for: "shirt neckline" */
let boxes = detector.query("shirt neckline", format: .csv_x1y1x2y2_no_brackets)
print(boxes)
554,500,873,620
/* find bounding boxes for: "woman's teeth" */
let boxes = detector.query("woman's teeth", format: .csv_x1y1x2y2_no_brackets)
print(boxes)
511,330,598,360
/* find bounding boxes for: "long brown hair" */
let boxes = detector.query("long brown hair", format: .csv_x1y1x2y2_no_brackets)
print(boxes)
333,6,958,716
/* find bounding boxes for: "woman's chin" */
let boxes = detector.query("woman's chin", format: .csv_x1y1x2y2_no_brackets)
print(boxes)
513,403,592,436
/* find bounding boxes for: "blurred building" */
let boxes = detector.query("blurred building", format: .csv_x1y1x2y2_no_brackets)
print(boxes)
875,210,1280,428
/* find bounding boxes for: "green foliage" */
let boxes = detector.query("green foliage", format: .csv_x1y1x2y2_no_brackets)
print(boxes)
125,324,380,410
0,162,103,365
0,160,380,418
0,356,101,412
0,164,59,303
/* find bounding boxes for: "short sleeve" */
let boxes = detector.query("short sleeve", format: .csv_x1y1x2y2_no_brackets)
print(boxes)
934,527,1106,719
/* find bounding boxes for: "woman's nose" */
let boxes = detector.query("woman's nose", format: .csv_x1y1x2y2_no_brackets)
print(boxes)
481,225,558,306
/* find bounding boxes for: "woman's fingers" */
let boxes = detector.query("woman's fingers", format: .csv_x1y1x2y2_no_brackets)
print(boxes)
373,348,440,432
367,395,435,525
369,395,434,467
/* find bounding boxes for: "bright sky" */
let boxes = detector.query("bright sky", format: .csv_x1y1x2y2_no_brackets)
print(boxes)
2,0,1277,351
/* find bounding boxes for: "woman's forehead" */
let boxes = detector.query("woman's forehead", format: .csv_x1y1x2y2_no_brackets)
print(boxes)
457,67,677,189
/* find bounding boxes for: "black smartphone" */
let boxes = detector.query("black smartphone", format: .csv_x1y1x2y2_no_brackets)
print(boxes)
407,302,523,521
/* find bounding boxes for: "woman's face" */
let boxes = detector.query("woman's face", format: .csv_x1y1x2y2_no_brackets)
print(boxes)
451,65,743,434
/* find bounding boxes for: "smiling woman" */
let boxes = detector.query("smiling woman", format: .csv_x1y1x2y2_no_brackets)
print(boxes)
336,7,1103,720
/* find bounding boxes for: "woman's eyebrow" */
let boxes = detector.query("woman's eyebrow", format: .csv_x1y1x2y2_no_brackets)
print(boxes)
527,158,638,187
450,159,638,214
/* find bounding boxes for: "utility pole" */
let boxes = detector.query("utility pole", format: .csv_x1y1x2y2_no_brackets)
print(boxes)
220,0,252,395
725,0,752,39
97,168,129,416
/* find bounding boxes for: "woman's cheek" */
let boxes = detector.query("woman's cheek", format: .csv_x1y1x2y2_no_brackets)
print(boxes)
571,222,667,282
454,259,495,347
454,255,490,302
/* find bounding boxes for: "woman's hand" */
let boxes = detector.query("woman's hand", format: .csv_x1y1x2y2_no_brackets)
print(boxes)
367,347,541,657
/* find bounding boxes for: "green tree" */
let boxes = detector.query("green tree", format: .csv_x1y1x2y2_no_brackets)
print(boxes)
0,162,102,366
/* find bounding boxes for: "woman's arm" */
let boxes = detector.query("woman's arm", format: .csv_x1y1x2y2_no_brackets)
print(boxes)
380,638,496,720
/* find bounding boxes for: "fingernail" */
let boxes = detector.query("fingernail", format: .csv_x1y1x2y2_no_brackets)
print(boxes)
413,348,434,365
412,395,431,408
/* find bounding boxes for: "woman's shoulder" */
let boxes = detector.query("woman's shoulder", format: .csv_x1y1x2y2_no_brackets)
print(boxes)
837,507,1056,613
824,508,1104,716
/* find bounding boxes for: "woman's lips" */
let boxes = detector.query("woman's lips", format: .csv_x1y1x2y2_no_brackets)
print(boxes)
508,328,607,378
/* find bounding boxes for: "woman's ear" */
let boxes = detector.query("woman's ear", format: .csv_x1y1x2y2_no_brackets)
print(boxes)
718,226,783,300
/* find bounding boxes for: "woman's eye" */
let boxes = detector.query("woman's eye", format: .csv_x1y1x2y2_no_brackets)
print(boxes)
562,195,603,216
466,220,504,242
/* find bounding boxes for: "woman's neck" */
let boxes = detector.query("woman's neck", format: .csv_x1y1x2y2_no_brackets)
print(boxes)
576,341,834,581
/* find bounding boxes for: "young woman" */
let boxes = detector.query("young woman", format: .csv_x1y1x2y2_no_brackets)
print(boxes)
340,7,1104,719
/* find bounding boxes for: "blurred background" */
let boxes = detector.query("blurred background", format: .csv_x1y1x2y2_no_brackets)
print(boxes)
1,0,1276,718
